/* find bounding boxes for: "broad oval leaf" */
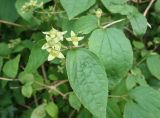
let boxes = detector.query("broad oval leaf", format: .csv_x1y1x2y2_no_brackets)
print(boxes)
60,0,96,19
73,15,98,34
45,102,58,118
31,104,46,118
147,54,160,80
66,48,108,118
124,86,160,118
3,55,20,78
24,40,48,73
128,12,148,36
69,92,81,111
89,28,133,87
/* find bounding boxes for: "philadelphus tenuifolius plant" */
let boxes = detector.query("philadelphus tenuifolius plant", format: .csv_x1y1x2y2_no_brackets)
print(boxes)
66,31,84,47
42,28,67,61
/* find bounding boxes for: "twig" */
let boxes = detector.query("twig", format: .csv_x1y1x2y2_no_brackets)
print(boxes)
69,110,76,118
0,77,18,81
143,0,155,16
0,20,23,27
108,95,128,99
41,64,48,80
54,80,68,87
103,19,126,29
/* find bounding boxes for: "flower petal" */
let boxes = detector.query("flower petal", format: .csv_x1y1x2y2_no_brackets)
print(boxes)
41,43,49,50
66,38,72,41
57,52,65,59
71,31,76,37
48,54,55,61
73,41,78,47
78,36,84,41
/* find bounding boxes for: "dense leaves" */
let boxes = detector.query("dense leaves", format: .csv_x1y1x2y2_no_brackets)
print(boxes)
0,0,160,117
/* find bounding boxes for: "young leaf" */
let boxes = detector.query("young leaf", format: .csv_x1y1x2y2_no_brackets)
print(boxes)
69,92,81,111
21,83,33,98
45,102,58,118
60,0,96,19
73,15,98,34
89,28,133,87
3,55,20,78
124,86,160,118
155,0,160,13
147,54,160,80
0,43,11,56
24,40,48,73
66,48,108,118
31,104,46,118
126,75,137,90
19,72,34,85
128,12,148,35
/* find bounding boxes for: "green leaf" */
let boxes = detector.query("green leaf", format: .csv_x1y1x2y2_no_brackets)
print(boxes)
66,48,108,118
73,15,98,34
147,54,160,80
0,43,11,56
128,12,148,35
89,28,133,87
106,100,121,118
31,104,46,118
60,0,96,19
3,55,20,78
0,0,19,22
124,86,160,118
101,0,134,15
19,72,34,85
69,92,81,111
24,40,48,73
21,83,33,98
45,102,58,118
126,75,137,90
155,0,160,13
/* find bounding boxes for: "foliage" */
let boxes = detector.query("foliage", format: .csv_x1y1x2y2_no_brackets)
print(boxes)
0,0,160,118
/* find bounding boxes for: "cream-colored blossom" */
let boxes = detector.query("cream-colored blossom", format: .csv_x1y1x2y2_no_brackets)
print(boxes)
66,31,84,47
95,8,103,18
47,50,64,61
43,28,67,43
42,28,67,61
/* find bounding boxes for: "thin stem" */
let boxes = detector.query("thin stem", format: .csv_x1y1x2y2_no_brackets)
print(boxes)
103,19,126,29
143,0,155,16
41,64,48,80
54,80,68,88
0,20,24,27
108,95,128,99
0,77,18,81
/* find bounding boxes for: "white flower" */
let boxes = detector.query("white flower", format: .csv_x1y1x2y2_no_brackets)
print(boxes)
43,28,67,43
95,8,103,18
66,31,84,47
42,28,67,61
47,50,64,61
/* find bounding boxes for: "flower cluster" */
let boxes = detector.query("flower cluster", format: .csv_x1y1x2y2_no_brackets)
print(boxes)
66,31,84,47
42,28,67,61
21,0,43,13
42,28,84,61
